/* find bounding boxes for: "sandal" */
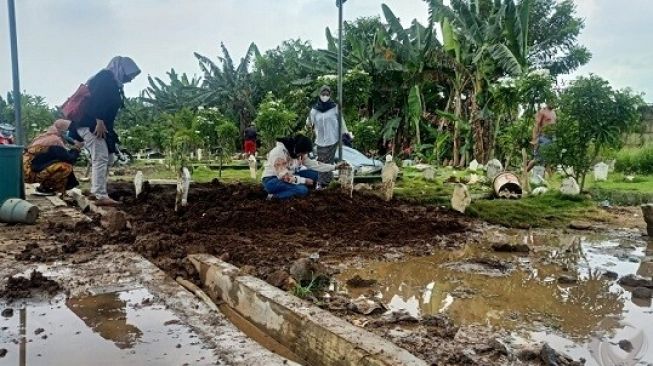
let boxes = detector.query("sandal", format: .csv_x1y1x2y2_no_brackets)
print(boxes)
95,198,121,207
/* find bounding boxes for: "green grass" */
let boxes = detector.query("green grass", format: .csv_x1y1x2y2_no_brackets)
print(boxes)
113,165,260,184
585,173,653,205
615,145,653,175
467,193,595,228
587,173,653,193
394,167,490,205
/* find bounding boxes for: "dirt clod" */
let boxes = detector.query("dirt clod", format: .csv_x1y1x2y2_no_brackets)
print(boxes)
101,210,129,233
346,275,378,288
289,258,328,284
632,287,653,299
1,309,13,318
491,243,530,253
540,343,583,366
618,274,653,288
0,348,7,358
34,328,45,335
0,271,62,300
267,270,293,290
557,274,578,284
618,339,633,352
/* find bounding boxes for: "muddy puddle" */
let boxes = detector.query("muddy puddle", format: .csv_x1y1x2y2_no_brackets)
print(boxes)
338,229,653,365
0,288,216,365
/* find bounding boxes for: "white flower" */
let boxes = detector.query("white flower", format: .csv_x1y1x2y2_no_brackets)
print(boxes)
530,69,550,77
319,74,338,81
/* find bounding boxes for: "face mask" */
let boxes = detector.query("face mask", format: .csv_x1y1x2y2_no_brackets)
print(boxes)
320,95,330,103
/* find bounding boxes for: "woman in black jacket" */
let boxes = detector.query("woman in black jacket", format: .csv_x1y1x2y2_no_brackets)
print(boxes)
69,56,140,206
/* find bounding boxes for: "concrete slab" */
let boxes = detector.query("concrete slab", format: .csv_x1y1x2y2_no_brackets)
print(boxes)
0,251,296,366
0,197,296,366
190,254,428,366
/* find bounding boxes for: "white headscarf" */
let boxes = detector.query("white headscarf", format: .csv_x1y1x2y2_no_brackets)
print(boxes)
105,56,141,87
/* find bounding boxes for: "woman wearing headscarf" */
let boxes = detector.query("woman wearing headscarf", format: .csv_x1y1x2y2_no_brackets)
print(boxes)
306,85,349,188
262,135,343,200
23,119,83,195
68,56,141,206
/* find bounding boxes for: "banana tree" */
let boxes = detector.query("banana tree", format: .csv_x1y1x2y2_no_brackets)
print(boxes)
426,0,532,163
194,42,261,132
374,4,441,149
142,68,203,112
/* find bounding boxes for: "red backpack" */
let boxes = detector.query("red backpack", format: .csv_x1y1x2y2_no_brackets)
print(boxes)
61,84,91,122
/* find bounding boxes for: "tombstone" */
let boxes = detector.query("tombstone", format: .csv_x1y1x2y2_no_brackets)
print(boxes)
134,171,144,198
248,155,257,180
451,183,471,213
467,174,480,185
594,162,609,181
560,177,580,196
402,159,414,167
338,164,355,198
175,167,191,211
486,159,503,181
531,186,549,196
530,165,546,186
423,166,436,181
468,159,480,171
381,155,400,201
607,159,616,173
197,149,203,161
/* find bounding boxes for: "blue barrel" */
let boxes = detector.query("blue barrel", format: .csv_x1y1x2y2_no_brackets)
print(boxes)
0,145,25,203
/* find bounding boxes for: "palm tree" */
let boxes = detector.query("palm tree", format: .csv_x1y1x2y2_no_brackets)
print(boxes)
194,42,260,132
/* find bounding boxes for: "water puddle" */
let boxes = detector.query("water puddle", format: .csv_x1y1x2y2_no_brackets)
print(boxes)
338,230,653,366
0,288,216,365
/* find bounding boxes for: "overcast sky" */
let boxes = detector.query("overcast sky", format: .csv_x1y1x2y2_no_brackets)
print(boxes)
0,0,651,106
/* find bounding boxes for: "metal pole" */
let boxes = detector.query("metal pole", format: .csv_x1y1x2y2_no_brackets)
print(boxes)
8,0,23,145
337,0,345,162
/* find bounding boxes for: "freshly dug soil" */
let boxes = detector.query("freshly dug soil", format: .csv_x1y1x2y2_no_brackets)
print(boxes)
0,270,62,300
55,181,471,282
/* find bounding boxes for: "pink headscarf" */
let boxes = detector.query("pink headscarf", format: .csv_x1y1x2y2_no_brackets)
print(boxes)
29,119,71,149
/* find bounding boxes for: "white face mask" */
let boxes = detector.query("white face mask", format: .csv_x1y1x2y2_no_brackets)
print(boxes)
320,95,330,103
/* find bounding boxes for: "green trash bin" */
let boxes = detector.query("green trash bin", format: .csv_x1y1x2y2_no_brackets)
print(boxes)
0,145,25,203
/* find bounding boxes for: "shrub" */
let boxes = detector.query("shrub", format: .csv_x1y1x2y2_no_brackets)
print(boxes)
615,145,653,174
541,75,644,190
350,118,381,154
255,93,297,150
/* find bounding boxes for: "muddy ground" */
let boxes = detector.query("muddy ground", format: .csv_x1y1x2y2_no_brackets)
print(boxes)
55,181,472,282
20,182,643,365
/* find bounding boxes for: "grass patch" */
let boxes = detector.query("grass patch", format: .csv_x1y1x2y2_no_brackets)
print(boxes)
585,173,653,205
587,173,653,193
394,167,489,205
113,165,260,184
467,193,595,228
615,145,653,175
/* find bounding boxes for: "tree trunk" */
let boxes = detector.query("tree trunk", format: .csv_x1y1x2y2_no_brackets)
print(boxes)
452,95,462,167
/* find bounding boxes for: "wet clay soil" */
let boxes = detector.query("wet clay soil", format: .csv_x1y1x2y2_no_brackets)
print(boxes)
0,271,62,301
54,182,471,283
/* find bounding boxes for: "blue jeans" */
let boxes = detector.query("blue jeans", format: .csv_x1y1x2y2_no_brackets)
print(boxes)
534,135,552,163
262,170,319,200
